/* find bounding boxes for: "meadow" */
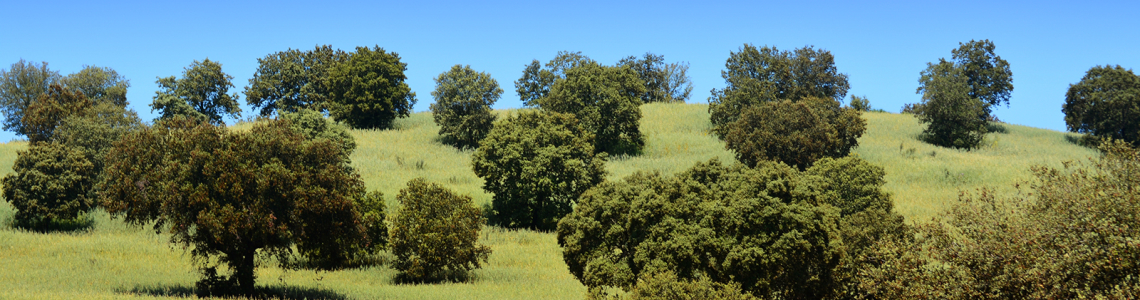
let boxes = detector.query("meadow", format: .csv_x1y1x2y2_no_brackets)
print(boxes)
0,103,1099,299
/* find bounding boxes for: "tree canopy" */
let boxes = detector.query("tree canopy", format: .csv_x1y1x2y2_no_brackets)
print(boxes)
59,65,130,107
245,45,346,116
0,59,61,136
617,52,693,103
915,60,989,149
948,39,1013,113
327,46,417,129
515,51,597,106
430,64,502,149
1062,65,1140,145
471,110,606,230
151,59,242,125
536,61,646,155
722,96,865,169
22,84,92,143
708,44,850,137
99,117,372,296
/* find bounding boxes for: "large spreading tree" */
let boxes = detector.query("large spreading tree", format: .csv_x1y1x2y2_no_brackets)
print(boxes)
708,44,850,137
151,59,242,125
99,117,374,296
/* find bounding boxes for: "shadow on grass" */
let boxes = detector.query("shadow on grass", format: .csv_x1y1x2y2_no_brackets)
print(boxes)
1065,134,1101,149
391,269,476,285
8,215,95,233
119,283,347,300
986,122,1009,134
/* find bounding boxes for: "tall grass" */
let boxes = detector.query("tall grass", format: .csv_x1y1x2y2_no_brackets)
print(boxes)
0,104,1100,299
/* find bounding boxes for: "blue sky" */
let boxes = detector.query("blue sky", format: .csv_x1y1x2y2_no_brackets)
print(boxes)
2,0,1137,142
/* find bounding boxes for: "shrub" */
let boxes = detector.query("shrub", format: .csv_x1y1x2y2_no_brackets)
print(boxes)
615,271,757,300
356,190,387,253
848,95,871,111
277,108,355,159
721,97,865,169
559,156,905,299
99,116,373,296
328,45,416,129
1062,65,1140,145
430,64,502,149
708,44,849,137
859,140,1140,299
537,61,646,155
472,110,606,230
2,142,96,225
389,178,491,282
915,60,988,149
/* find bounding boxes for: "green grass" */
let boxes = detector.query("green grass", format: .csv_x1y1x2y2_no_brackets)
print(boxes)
0,103,1100,299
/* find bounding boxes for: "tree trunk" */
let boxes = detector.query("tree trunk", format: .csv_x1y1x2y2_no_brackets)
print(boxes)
532,197,543,231
233,249,257,296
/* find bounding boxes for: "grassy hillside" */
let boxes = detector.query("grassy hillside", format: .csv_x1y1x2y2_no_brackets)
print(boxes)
0,103,1099,299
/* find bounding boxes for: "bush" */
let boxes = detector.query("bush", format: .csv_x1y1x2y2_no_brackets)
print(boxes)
915,60,988,149
356,190,387,253
1062,65,1140,146
708,44,850,137
2,142,96,225
472,110,606,230
613,271,757,300
537,61,646,155
277,108,355,159
721,97,865,169
389,178,491,282
859,140,1140,299
558,156,905,298
328,45,416,129
430,65,502,149
848,95,871,111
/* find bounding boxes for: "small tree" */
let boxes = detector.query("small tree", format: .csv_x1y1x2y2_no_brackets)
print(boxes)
471,110,606,230
848,95,871,111
916,61,988,149
245,45,347,116
537,62,647,155
722,97,865,170
1062,65,1140,145
0,59,61,136
950,39,1013,114
430,65,502,149
514,51,597,106
708,44,850,137
617,52,693,103
99,117,372,296
2,142,95,226
151,59,242,125
389,178,491,281
328,45,416,129
22,84,92,143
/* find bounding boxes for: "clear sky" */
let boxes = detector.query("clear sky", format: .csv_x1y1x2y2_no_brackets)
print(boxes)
2,0,1137,142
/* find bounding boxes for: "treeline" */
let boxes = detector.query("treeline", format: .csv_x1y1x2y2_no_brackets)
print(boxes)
1,40,1139,299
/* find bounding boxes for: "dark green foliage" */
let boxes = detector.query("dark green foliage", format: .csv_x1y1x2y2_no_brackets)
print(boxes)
151,59,242,125
356,190,387,253
472,110,606,230
515,51,597,106
916,61,989,149
558,157,905,299
22,84,92,143
949,39,1013,113
54,101,142,195
860,140,1140,299
430,65,502,149
245,45,346,116
328,45,417,129
537,62,646,155
613,271,757,300
1062,65,1140,145
848,95,871,112
60,65,130,107
722,97,865,169
2,142,96,225
99,117,372,296
708,44,850,137
0,59,61,136
277,108,356,160
389,178,491,281
617,52,693,103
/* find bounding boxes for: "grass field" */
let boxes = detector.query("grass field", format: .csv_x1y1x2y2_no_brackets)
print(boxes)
0,103,1099,299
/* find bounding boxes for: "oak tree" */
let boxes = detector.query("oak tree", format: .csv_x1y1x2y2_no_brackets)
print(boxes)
151,59,242,125
430,65,502,149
